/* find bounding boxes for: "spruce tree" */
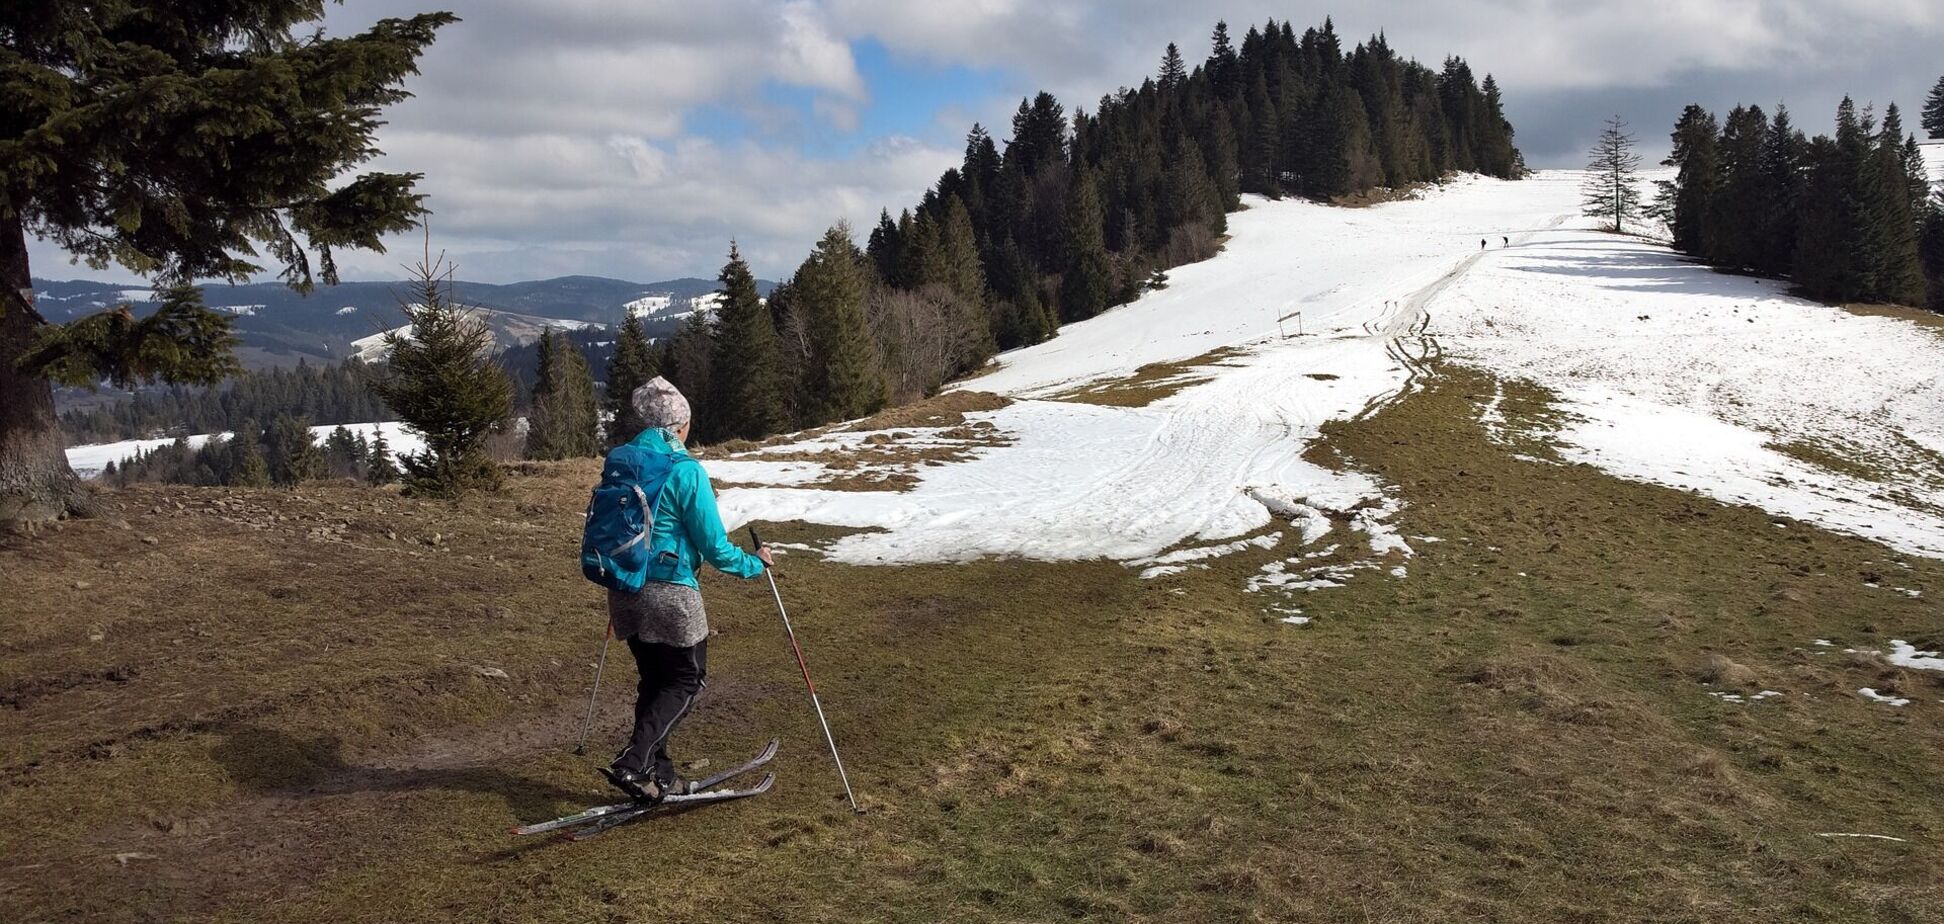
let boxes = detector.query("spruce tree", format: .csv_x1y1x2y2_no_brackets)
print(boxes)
370,253,514,498
1159,43,1188,92
935,198,995,363
1925,75,1944,140
796,224,886,425
1654,105,1721,254
230,427,272,489
1706,106,1769,270
1209,21,1240,99
367,430,400,485
322,425,365,480
266,414,322,488
560,339,601,456
524,328,560,458
604,312,658,447
709,244,787,441
1872,105,1926,305
867,209,903,281
1,2,453,528
1062,167,1112,322
1923,187,1944,313
1757,105,1804,276
661,312,716,437
1792,135,1855,301
1478,75,1518,177
1582,116,1645,233
527,330,601,459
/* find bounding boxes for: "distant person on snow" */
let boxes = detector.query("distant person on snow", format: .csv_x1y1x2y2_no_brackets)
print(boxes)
1502,236,1509,247
596,377,772,802
1480,239,1486,250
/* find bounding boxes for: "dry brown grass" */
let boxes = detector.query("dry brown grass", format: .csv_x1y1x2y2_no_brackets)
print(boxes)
2,366,1940,922
850,389,1010,431
1049,347,1245,408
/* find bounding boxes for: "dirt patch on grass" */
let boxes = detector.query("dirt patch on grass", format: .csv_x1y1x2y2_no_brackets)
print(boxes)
1842,301,1944,335
1050,347,1246,407
851,390,1010,430
1332,180,1438,208
717,414,1013,494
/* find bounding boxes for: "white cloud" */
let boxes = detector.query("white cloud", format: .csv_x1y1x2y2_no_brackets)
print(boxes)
330,130,956,283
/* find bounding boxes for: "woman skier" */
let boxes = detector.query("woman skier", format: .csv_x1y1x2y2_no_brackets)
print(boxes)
598,376,772,802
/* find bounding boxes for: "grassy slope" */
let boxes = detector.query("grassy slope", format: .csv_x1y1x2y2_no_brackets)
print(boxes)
3,367,1940,923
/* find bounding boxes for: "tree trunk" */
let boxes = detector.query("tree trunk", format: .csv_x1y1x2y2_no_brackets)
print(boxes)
0,211,86,528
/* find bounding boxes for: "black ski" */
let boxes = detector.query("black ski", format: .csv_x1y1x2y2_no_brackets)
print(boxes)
566,773,774,841
688,738,778,792
512,739,779,837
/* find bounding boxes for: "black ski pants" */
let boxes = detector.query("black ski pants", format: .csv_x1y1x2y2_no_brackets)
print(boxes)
611,637,707,782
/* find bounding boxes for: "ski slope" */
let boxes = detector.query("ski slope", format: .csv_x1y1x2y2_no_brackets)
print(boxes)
716,175,1580,568
718,166,1944,570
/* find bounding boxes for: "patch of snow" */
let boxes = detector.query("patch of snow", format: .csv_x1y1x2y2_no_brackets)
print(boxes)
336,305,359,315
702,459,829,486
1131,532,1282,568
1886,640,1944,672
1478,380,1507,443
117,288,155,303
1135,564,1197,579
219,304,263,316
1858,688,1910,707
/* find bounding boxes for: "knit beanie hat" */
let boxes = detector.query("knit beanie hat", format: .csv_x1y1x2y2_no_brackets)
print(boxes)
632,376,692,430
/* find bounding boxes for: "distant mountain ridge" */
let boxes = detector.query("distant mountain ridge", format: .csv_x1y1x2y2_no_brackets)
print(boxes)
30,274,774,368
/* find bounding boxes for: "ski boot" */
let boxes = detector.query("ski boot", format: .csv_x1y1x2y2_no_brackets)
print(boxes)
599,766,665,804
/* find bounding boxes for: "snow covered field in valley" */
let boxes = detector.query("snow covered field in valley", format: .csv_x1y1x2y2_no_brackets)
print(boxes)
66,421,426,477
716,165,1944,576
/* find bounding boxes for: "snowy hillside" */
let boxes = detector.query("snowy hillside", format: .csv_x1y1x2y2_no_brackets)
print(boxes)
713,168,1944,577
348,308,598,361
623,291,724,323
714,175,1578,577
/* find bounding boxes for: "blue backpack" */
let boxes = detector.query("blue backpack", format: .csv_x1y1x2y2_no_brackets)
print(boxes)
581,441,681,592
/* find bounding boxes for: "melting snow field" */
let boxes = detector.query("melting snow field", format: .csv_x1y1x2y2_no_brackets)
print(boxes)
1435,223,1944,558
718,165,1944,581
716,174,1580,573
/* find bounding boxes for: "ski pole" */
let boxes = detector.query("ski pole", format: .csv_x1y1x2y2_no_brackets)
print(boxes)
750,526,862,813
572,620,614,755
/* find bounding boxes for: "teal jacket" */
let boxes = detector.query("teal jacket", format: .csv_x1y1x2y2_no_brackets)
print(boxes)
635,427,766,589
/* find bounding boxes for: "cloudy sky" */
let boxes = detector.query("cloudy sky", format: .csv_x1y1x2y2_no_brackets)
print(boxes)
30,1,1944,286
